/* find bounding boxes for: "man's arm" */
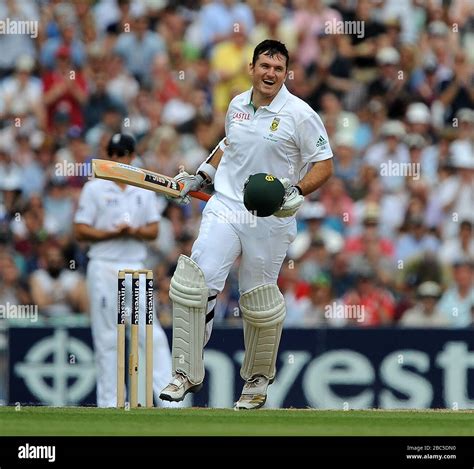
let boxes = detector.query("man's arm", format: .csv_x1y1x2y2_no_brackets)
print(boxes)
173,137,227,204
73,221,158,242
73,223,127,242
125,222,159,241
196,137,227,182
274,159,333,218
295,158,334,196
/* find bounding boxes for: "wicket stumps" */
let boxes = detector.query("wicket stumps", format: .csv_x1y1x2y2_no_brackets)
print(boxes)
117,269,154,408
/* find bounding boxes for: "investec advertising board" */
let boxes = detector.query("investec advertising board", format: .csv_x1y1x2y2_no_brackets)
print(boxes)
8,327,474,408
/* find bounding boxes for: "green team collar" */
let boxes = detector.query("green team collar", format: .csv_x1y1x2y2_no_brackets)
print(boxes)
246,85,290,113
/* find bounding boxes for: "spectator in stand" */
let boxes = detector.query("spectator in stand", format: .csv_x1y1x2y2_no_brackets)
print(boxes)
439,220,474,265
437,260,474,327
40,14,86,70
43,46,88,131
210,26,253,114
114,12,166,83
399,281,447,327
439,51,474,123
0,55,45,131
368,47,411,119
364,120,409,193
199,0,255,52
343,264,395,327
0,250,31,309
286,272,337,328
395,215,440,262
30,241,88,317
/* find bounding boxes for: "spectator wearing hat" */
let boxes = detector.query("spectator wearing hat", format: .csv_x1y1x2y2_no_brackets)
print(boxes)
0,55,45,130
0,0,37,77
291,201,344,259
395,215,440,262
404,133,436,184
351,177,405,239
367,47,411,118
333,132,360,194
432,145,474,239
42,46,88,131
399,281,447,327
364,120,409,193
405,103,432,138
449,108,474,161
437,260,474,327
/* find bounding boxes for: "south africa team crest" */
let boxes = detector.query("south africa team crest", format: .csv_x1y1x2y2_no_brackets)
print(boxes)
270,117,280,131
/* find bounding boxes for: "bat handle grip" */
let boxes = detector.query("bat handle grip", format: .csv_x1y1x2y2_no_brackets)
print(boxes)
189,191,211,202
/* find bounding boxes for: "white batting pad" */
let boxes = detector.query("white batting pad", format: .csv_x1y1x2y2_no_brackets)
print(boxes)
239,284,286,381
169,255,208,384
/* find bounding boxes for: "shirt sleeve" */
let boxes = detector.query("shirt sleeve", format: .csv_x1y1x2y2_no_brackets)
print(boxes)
295,112,333,164
74,182,97,225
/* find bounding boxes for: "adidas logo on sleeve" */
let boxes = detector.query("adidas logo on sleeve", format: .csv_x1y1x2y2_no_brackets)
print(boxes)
316,135,328,148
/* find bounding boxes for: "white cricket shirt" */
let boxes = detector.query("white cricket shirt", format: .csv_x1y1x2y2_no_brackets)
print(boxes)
74,179,160,261
215,84,333,204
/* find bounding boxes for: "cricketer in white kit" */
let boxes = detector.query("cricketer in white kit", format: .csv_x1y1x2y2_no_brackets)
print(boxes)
160,40,334,409
74,133,174,408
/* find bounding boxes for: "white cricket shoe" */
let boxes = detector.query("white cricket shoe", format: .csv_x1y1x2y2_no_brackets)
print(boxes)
234,375,269,410
159,372,203,402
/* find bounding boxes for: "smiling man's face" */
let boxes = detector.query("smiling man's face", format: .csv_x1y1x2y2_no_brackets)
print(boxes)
250,51,287,105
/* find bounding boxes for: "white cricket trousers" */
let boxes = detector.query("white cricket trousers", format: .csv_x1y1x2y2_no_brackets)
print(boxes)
191,195,297,343
87,258,174,407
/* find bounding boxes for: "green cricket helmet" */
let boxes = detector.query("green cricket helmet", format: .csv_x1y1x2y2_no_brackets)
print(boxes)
243,173,286,217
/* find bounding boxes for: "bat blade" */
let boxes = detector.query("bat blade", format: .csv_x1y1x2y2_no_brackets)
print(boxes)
91,159,211,202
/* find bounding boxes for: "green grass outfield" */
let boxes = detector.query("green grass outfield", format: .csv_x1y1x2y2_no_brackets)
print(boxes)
0,407,473,436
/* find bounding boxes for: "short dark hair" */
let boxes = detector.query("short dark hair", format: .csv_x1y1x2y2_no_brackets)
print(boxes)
252,40,289,69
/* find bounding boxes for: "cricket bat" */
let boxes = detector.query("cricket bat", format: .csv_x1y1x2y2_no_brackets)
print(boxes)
91,159,211,202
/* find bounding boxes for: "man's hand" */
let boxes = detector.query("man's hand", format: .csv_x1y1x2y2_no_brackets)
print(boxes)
171,171,206,205
273,178,304,218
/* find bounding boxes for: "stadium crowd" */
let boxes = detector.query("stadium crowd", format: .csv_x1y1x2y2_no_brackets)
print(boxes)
0,0,473,329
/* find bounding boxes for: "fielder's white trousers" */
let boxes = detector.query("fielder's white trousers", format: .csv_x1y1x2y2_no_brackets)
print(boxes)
191,195,297,343
87,258,175,407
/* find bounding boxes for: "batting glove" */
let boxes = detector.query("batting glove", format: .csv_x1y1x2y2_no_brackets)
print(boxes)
171,171,206,205
273,178,304,218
